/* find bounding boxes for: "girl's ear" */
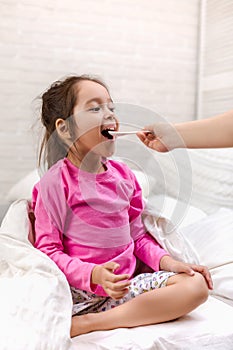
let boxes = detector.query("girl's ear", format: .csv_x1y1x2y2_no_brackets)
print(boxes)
55,118,71,141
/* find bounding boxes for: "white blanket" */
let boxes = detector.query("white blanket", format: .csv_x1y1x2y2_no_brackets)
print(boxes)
1,199,233,350
0,200,72,350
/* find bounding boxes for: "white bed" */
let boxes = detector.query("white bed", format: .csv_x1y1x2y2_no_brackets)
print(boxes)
1,148,233,350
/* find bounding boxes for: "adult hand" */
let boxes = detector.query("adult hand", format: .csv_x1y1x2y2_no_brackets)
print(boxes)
137,122,185,152
92,262,131,300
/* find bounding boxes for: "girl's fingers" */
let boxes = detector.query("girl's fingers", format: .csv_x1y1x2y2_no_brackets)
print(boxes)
110,273,130,283
201,270,213,290
106,280,131,292
171,261,192,274
104,261,120,272
186,267,195,276
205,275,213,290
189,264,213,290
106,287,129,300
175,262,213,290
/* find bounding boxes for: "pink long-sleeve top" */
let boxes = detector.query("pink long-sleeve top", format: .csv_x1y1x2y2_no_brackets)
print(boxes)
32,157,169,296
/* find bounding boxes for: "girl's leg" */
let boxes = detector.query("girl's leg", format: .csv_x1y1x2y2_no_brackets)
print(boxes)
71,272,208,337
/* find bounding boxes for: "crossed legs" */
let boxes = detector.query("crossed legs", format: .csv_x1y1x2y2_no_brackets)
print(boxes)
70,272,209,337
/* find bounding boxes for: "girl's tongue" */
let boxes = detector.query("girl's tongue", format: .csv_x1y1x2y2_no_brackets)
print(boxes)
101,129,114,139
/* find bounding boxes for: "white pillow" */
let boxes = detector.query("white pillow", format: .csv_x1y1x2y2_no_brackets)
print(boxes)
143,198,201,265
0,199,32,243
210,264,233,305
6,169,40,201
147,194,207,229
180,208,233,303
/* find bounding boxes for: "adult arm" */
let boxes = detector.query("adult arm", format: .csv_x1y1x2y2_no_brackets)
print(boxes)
137,110,233,151
175,110,233,149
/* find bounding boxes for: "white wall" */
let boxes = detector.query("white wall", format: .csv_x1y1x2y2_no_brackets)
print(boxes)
0,0,200,202
197,0,233,118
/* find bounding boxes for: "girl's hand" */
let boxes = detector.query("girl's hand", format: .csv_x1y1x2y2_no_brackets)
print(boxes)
160,256,213,290
91,262,131,300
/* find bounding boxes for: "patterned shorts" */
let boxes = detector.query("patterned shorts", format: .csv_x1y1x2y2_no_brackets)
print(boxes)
71,270,176,316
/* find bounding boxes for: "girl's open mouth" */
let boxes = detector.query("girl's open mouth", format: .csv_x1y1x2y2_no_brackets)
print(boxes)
101,126,116,140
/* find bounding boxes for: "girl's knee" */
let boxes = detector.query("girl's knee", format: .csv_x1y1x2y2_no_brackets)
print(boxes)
189,272,209,305
168,272,209,305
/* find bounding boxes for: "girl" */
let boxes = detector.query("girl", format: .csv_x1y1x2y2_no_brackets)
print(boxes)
32,75,213,338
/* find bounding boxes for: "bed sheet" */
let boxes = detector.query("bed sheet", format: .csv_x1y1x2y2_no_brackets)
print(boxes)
71,296,233,350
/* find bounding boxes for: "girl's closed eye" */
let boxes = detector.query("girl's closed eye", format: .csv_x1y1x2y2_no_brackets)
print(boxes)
109,106,115,112
88,106,101,112
88,104,115,113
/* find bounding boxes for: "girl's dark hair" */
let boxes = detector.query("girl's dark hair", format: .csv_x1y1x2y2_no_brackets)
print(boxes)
38,75,109,169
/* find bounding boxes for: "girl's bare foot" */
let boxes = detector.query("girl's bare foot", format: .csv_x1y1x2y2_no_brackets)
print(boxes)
70,314,96,338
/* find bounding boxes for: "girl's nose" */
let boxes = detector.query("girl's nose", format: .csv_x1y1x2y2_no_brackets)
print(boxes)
103,107,115,119
104,114,115,121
